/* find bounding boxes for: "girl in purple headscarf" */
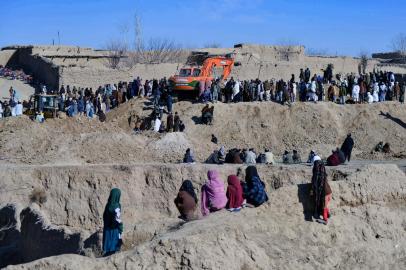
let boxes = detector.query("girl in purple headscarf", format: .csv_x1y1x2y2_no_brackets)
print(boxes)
201,170,227,216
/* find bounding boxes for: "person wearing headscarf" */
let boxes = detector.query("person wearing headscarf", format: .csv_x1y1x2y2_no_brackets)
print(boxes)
226,175,244,211
310,160,332,224
307,150,321,165
282,151,294,164
201,170,227,216
340,133,354,162
173,112,180,132
166,113,174,132
218,146,226,162
292,150,301,163
183,148,195,164
211,134,218,144
232,150,244,164
174,180,198,221
103,188,123,256
326,150,341,166
241,166,268,207
264,149,275,165
245,149,257,164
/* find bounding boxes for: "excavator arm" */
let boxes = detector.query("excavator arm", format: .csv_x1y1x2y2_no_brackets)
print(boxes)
201,57,234,79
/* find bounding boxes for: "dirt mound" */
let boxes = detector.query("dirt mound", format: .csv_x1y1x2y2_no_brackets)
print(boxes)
149,132,192,162
1,98,406,269
2,163,406,269
0,99,405,165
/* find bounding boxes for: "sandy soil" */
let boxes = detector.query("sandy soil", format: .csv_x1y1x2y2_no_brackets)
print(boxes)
0,98,405,165
0,97,405,269
1,162,406,269
0,78,35,102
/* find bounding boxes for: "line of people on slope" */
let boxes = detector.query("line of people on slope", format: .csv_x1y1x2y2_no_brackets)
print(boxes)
197,69,406,105
102,162,333,257
201,147,276,165
185,134,354,167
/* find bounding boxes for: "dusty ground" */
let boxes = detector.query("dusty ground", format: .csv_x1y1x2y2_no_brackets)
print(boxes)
0,98,405,165
0,97,405,269
0,77,35,102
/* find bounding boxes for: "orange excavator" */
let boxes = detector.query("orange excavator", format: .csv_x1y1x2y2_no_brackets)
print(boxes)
169,52,235,97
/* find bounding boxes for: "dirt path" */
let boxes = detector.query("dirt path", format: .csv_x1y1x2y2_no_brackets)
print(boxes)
0,77,35,101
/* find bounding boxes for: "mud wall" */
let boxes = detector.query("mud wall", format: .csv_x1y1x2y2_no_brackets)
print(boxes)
0,49,17,66
0,204,21,268
0,205,86,268
19,207,82,263
59,63,180,89
372,52,405,60
6,48,59,90
1,163,405,268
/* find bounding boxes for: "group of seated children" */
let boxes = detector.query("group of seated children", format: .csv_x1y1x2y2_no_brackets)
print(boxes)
203,147,275,165
174,166,269,221
282,150,302,164
174,162,333,225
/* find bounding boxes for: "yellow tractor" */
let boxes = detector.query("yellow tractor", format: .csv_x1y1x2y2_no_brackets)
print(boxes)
24,94,59,118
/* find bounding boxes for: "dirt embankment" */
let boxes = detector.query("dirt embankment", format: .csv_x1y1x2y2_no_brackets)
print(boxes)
1,163,406,269
0,99,405,166
1,98,406,269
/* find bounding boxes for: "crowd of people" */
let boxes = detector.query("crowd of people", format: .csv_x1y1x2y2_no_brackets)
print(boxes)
36,77,186,133
197,69,406,105
103,161,333,256
0,66,33,83
0,87,23,118
1,66,405,123
1,76,189,134
185,133,354,167
36,79,153,119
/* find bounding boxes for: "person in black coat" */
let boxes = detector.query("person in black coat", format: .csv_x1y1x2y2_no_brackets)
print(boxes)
340,133,354,162
211,134,218,144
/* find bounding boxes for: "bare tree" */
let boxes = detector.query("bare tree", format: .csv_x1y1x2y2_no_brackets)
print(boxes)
115,11,185,67
117,21,130,49
105,40,128,69
134,12,143,53
126,12,184,64
275,39,301,61
391,33,406,55
140,38,184,64
359,51,369,74
277,46,297,61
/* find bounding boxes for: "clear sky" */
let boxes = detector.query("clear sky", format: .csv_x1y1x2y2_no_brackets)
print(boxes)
1,0,405,56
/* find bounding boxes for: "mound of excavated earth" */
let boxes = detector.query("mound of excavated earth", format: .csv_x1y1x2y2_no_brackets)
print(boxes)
0,99,406,269
0,99,405,165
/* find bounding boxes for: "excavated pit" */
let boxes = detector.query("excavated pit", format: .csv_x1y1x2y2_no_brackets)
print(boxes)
1,162,406,269
1,99,406,269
